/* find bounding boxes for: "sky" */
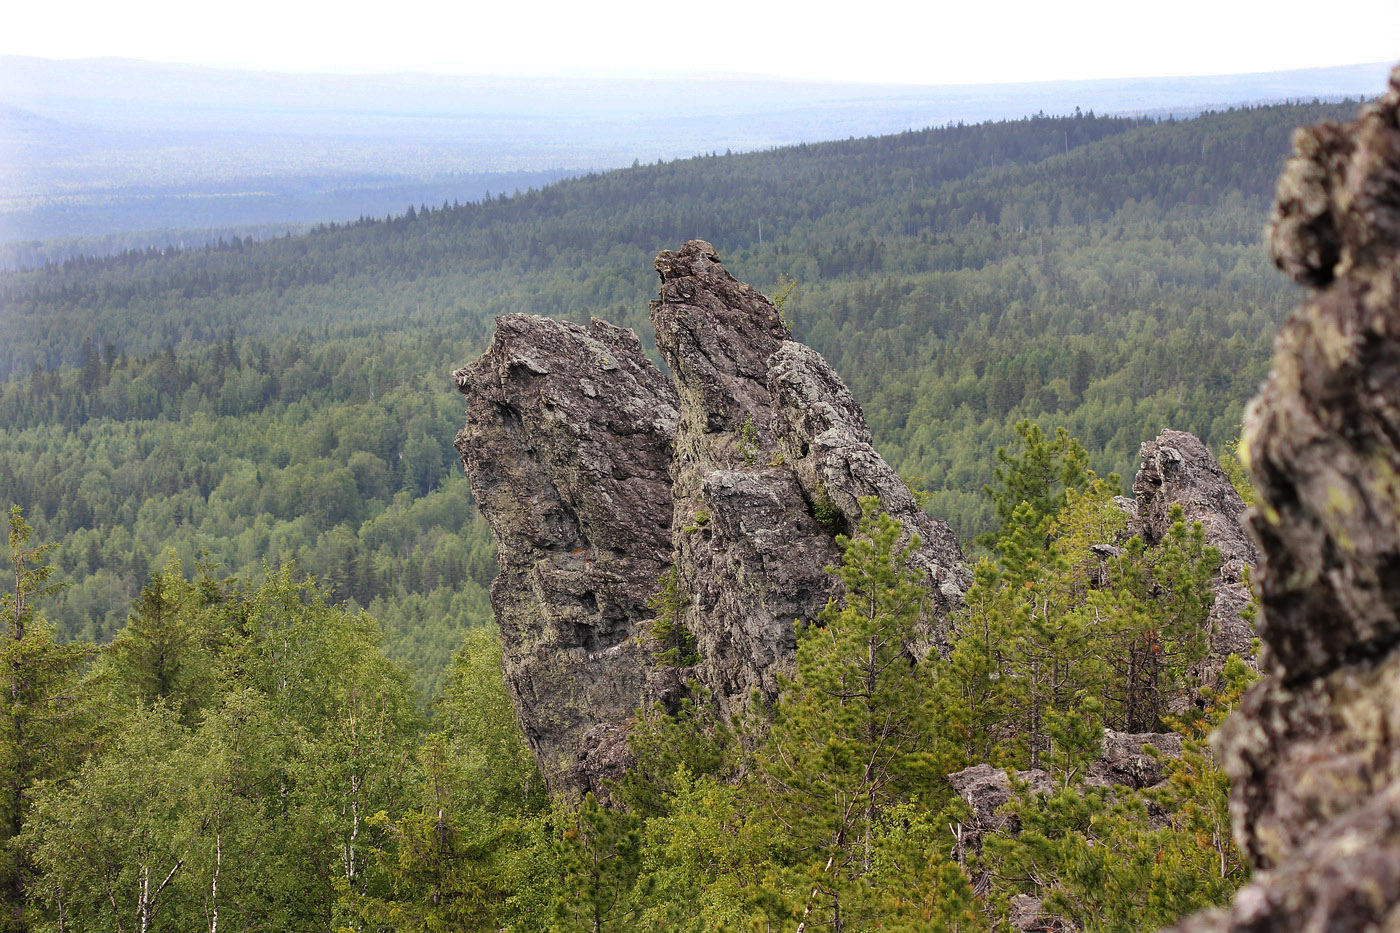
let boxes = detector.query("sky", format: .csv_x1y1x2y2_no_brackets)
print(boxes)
3,0,1398,86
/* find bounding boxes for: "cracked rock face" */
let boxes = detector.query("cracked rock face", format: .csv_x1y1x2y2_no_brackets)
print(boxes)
456,241,969,791
1173,66,1400,932
651,240,969,724
1131,429,1260,700
453,315,678,793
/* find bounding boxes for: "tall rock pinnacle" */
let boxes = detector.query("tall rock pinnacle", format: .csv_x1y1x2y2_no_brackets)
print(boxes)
456,241,968,792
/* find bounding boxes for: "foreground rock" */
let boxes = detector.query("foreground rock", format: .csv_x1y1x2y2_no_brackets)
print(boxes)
1131,429,1260,701
457,241,968,792
1173,66,1400,931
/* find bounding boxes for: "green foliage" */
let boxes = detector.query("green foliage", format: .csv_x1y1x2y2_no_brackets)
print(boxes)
981,656,1256,930
978,419,1095,551
546,793,644,932
0,507,90,932
737,414,761,466
3,448,1252,930
754,500,951,927
1218,432,1257,506
938,466,1221,776
0,336,496,699
97,554,220,722
811,484,843,530
615,693,733,819
771,273,800,330
644,568,699,668
435,628,546,815
17,563,426,931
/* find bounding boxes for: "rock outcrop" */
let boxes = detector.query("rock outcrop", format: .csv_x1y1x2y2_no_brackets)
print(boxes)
949,730,1183,841
951,730,1184,932
457,241,968,792
1173,67,1400,931
652,241,969,723
453,315,678,792
1130,429,1260,699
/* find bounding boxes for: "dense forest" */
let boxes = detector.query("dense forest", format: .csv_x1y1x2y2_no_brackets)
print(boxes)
0,427,1255,929
0,98,1362,926
0,101,1350,694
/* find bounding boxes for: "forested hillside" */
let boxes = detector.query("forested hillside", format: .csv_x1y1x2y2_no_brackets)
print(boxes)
0,100,1353,692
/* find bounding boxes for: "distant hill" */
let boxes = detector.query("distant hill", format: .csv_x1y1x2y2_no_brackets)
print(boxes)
0,102,1359,645
0,56,1389,248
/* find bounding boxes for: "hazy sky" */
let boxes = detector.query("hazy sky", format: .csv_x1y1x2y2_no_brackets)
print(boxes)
4,0,1398,85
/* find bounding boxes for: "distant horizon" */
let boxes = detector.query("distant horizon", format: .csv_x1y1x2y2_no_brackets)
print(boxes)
3,51,1395,91
4,0,1398,86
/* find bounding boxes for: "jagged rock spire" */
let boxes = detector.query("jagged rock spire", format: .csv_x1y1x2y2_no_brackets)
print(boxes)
456,241,968,793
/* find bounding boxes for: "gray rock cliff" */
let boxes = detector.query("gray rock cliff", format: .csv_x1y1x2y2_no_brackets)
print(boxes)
453,315,678,793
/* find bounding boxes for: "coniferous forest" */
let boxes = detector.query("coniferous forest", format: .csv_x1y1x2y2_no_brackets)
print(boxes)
0,98,1354,929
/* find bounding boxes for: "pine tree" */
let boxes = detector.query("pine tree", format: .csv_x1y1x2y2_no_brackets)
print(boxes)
548,793,643,932
754,500,944,931
0,507,89,933
101,556,217,722
978,420,1095,551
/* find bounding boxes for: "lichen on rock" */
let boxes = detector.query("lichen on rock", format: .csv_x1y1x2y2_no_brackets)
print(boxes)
1172,65,1400,932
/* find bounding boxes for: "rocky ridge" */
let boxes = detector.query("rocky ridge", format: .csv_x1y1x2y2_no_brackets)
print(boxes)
1173,66,1400,931
455,242,1260,802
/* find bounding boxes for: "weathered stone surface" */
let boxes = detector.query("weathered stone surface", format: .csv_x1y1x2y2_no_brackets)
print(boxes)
651,241,836,717
1087,729,1184,790
949,763,1056,838
652,240,968,721
768,342,970,643
1171,66,1400,931
453,314,678,793
1131,429,1260,697
457,242,969,791
1009,894,1075,933
949,731,1181,826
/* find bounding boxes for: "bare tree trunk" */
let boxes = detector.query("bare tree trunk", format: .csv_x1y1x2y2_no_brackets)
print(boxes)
794,854,836,933
210,831,221,933
138,864,150,933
